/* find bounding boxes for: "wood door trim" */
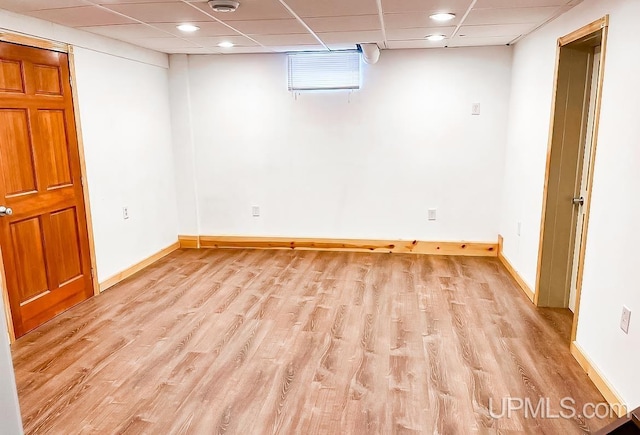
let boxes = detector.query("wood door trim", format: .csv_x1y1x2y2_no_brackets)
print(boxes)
0,30,68,53
68,46,99,298
0,247,15,342
534,40,563,307
569,24,608,342
0,33,97,343
189,235,498,257
558,16,609,47
99,241,180,292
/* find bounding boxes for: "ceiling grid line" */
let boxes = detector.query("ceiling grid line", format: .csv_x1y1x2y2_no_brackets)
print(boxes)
507,0,580,45
450,0,478,40
178,0,275,52
276,0,330,51
80,0,205,49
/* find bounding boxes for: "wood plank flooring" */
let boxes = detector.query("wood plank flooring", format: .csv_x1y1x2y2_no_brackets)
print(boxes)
11,249,614,434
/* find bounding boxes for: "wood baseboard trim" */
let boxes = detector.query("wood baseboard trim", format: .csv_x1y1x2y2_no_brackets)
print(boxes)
570,341,627,417
497,235,535,303
99,241,180,292
185,235,497,257
178,235,200,249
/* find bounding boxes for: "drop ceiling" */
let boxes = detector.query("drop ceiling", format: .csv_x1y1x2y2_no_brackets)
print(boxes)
0,0,583,54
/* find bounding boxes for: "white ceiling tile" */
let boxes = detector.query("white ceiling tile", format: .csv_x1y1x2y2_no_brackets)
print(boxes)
29,6,136,27
168,47,220,54
305,15,381,33
448,35,515,46
384,13,462,30
273,45,327,52
458,23,537,38
104,2,209,23
282,0,377,18
162,47,220,54
381,0,471,14
96,0,180,3
386,40,447,49
78,23,170,39
317,30,383,45
475,0,568,7
226,19,307,35
0,0,87,12
190,0,292,21
130,36,201,50
387,26,455,41
152,21,237,37
251,33,319,46
218,46,276,54
187,35,259,47
465,6,560,25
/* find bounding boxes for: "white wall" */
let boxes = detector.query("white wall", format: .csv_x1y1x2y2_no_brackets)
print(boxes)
174,47,512,242
500,0,640,409
74,48,179,281
169,54,199,236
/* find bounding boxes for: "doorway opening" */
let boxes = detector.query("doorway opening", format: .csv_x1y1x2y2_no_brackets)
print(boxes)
535,17,608,343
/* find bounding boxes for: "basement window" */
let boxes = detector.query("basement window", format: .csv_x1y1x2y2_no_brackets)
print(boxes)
287,51,361,91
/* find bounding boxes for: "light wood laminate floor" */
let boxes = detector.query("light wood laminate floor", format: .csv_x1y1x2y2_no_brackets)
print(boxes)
12,249,613,434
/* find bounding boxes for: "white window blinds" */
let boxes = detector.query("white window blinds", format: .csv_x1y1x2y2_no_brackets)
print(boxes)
287,51,361,91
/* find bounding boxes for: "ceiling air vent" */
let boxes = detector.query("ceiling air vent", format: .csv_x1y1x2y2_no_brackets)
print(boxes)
208,0,240,13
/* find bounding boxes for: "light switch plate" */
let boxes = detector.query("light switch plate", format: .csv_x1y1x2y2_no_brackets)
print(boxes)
621,306,631,334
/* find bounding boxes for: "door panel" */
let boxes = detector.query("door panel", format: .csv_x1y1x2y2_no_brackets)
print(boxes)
37,109,73,188
10,217,49,304
0,41,93,338
49,208,83,284
0,60,23,93
0,109,37,195
33,64,62,96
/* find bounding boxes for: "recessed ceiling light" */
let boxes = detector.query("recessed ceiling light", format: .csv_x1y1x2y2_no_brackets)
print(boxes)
430,13,456,22
176,24,199,32
426,34,446,42
218,41,235,48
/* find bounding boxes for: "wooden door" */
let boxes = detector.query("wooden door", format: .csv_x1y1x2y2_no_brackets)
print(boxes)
0,41,93,338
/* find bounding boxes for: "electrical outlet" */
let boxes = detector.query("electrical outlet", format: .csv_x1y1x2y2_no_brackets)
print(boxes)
620,306,631,334
252,206,260,217
122,207,129,220
471,103,481,115
428,208,437,221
